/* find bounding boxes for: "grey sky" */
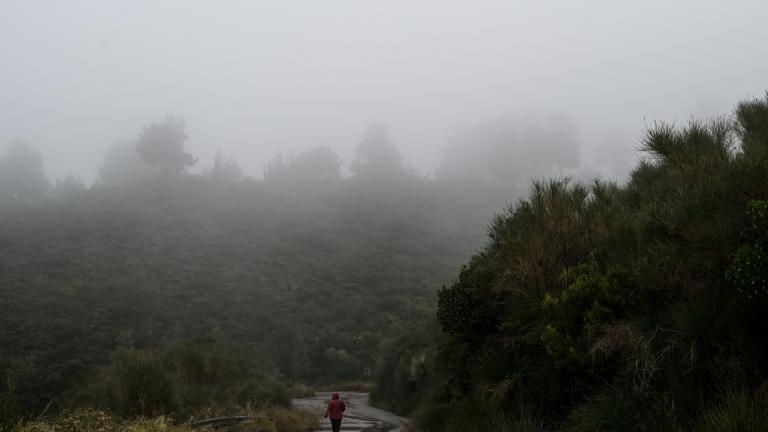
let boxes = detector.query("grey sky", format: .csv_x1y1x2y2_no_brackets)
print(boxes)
1,0,766,183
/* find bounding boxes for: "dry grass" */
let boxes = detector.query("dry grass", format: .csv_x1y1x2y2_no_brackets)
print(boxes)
17,409,192,432
16,406,319,432
591,323,673,393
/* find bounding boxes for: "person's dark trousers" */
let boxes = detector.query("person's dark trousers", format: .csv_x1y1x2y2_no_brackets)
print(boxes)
331,419,342,432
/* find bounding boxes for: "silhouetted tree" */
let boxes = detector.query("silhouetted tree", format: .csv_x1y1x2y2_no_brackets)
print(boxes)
264,153,286,179
136,117,196,175
210,150,242,182
52,175,86,201
97,141,157,187
263,146,341,181
0,141,49,204
351,123,406,179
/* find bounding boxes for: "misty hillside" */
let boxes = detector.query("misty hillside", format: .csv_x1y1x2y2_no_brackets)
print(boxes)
4,1,768,431
0,176,506,412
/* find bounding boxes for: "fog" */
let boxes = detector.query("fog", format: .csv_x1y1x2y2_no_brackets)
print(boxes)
2,0,767,184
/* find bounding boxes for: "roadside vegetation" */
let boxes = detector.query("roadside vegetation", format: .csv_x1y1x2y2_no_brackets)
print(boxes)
13,406,318,432
371,94,768,431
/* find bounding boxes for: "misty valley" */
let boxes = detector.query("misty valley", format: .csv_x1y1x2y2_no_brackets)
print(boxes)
2,95,768,431
3,1,768,430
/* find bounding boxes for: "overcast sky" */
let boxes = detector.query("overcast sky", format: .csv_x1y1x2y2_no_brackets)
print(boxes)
1,0,767,183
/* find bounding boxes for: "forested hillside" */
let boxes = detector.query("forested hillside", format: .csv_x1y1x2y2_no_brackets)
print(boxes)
0,176,507,415
4,1,768,430
371,95,768,431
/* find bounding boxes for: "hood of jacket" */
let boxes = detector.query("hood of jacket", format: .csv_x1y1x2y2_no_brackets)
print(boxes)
331,392,340,400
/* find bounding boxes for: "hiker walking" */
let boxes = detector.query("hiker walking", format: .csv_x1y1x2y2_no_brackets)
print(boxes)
324,392,346,432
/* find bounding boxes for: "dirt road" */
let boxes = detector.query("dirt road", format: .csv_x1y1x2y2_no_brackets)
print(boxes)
292,392,407,432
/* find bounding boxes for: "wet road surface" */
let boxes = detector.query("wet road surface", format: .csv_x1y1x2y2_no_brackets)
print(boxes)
292,392,406,432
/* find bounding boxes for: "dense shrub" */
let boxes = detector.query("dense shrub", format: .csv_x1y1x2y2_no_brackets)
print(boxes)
375,94,768,430
70,336,288,420
71,347,177,418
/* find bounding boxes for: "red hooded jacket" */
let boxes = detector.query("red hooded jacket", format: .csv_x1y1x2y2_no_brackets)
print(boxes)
324,393,345,420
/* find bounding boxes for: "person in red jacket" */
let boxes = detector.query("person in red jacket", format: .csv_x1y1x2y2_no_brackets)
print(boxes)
324,392,346,432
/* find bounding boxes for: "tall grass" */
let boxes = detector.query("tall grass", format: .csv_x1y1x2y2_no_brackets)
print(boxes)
0,391,20,432
691,388,768,432
565,385,678,432
492,408,547,432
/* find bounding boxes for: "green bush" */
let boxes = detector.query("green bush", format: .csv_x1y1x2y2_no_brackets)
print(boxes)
728,200,768,300
70,336,292,420
167,335,285,412
370,307,437,415
541,265,632,372
73,347,177,418
411,402,452,432
445,395,492,432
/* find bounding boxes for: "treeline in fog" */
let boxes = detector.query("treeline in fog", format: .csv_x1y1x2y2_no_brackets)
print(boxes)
0,111,594,204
